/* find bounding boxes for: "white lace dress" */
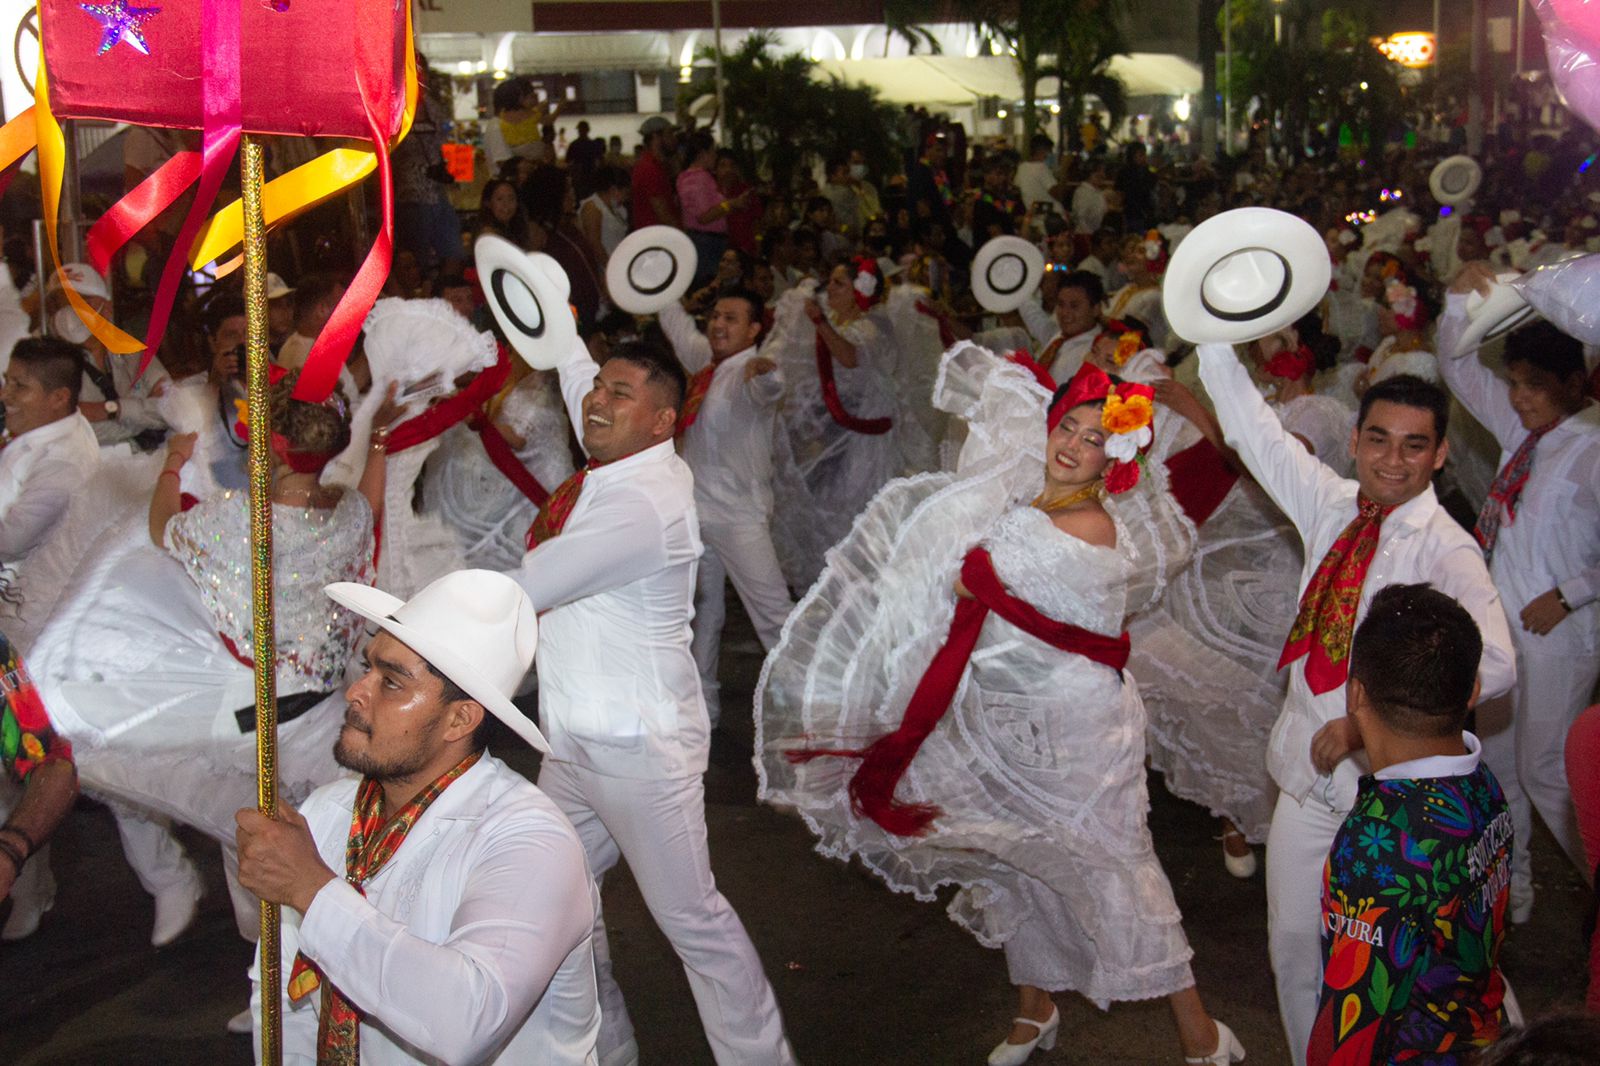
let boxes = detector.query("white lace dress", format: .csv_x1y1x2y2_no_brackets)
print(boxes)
769,288,905,589
1133,391,1354,842
757,343,1198,1006
422,373,576,572
26,490,374,842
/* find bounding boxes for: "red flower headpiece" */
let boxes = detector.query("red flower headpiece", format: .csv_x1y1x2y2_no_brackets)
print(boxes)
1264,344,1317,382
1047,364,1156,495
850,255,883,311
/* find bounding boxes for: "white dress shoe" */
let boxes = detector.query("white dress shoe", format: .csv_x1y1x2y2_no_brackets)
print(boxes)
226,1007,254,1035
1184,1019,1246,1065
987,1006,1059,1066
2,856,56,941
151,874,202,947
1221,831,1257,879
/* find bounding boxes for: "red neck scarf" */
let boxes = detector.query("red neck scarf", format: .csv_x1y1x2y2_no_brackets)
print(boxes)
525,458,603,550
814,334,892,435
286,750,482,1065
788,547,1130,836
1279,495,1396,694
676,362,719,439
1474,417,1561,558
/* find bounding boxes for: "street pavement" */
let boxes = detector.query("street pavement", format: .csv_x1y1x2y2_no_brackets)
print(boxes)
1,600,1590,1064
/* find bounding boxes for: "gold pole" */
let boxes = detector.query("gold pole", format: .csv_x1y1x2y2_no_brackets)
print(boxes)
241,133,282,1066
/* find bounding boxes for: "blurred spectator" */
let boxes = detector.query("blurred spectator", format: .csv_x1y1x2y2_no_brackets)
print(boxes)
717,149,763,259
1016,134,1064,220
632,116,681,229
1072,158,1111,236
578,165,630,265
527,166,603,329
392,53,462,274
276,274,346,373
1116,143,1156,232
482,77,548,176
678,130,742,287
566,120,606,198
472,178,534,251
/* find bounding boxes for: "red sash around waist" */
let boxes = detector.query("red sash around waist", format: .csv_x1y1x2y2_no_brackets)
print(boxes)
815,334,892,436
788,546,1130,836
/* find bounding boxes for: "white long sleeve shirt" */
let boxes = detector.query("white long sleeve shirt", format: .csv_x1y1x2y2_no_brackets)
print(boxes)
0,411,99,562
507,341,708,779
1197,342,1516,803
254,755,601,1065
1438,294,1600,655
659,302,785,526
1016,298,1097,384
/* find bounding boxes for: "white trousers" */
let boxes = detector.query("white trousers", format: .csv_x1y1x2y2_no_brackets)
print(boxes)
691,518,794,725
1265,761,1362,1066
1477,636,1600,896
537,759,797,1066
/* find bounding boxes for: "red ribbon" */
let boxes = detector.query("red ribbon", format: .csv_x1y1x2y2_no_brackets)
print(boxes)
85,150,202,278
470,413,549,506
1164,438,1240,527
814,335,892,436
386,347,512,453
913,300,957,348
1006,348,1057,393
788,547,1129,836
291,44,396,404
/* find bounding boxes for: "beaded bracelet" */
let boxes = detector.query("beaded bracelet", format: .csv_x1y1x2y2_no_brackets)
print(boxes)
0,824,36,857
0,837,24,878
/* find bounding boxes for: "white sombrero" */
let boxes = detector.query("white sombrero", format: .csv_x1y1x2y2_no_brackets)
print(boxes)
327,570,548,753
970,236,1044,313
1429,155,1482,206
606,225,697,315
1162,207,1332,345
474,234,579,371
1457,271,1540,354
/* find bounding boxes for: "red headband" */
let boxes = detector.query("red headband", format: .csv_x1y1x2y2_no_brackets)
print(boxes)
1048,364,1113,431
1264,344,1317,382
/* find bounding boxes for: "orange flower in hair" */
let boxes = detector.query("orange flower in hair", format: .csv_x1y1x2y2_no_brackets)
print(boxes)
1112,332,1142,367
1102,390,1154,436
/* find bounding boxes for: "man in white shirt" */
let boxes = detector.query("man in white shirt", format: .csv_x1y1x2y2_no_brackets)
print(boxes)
1071,159,1110,235
238,570,601,1065
507,339,798,1065
43,264,171,448
275,274,346,373
0,338,100,563
1196,347,1516,1066
1439,261,1600,920
1017,270,1104,382
1014,134,1064,220
659,290,793,724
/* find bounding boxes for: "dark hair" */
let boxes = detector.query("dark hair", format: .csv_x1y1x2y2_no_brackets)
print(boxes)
804,195,832,218
825,154,849,177
760,225,794,257
1029,133,1054,155
10,336,85,405
293,274,345,326
592,164,629,194
1357,373,1450,441
1502,319,1587,381
200,291,247,341
1057,270,1106,306
790,227,821,253
421,660,497,750
269,368,352,457
523,164,570,229
602,339,687,413
684,130,716,162
1350,583,1481,738
475,179,530,246
1477,1014,1600,1066
492,76,531,116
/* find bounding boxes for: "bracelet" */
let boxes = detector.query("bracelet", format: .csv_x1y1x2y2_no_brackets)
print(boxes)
0,824,36,858
158,469,182,484
1556,588,1574,613
0,837,24,878
369,429,390,454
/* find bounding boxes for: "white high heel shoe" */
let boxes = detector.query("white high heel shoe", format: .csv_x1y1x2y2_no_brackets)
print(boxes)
987,1006,1059,1066
1184,1019,1246,1065
1221,829,1257,879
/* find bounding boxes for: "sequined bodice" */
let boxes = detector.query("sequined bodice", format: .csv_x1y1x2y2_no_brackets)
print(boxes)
165,490,375,694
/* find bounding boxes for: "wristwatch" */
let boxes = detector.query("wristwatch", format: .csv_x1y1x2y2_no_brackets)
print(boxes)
103,399,120,418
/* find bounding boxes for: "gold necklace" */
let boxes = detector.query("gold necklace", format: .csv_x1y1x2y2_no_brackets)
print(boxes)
1032,480,1103,514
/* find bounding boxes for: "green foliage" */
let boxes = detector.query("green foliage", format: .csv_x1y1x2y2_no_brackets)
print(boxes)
688,33,906,191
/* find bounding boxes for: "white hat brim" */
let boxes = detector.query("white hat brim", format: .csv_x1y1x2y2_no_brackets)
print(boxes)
1162,207,1331,345
1429,155,1482,206
325,582,551,754
606,226,697,315
970,236,1044,313
1458,278,1539,354
474,235,579,372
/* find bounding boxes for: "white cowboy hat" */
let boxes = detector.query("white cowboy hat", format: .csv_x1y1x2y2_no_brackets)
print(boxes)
1429,155,1482,206
1162,207,1331,345
265,272,294,301
970,236,1044,313
326,570,548,753
474,234,579,371
1457,271,1540,354
606,225,697,315
46,262,110,301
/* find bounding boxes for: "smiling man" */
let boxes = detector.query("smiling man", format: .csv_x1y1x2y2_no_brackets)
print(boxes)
1018,270,1105,383
235,570,600,1064
1440,261,1600,926
505,337,798,1066
1195,342,1515,1066
0,337,99,563
658,289,791,725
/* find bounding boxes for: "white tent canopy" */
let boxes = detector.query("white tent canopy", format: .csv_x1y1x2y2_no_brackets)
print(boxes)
810,53,1201,106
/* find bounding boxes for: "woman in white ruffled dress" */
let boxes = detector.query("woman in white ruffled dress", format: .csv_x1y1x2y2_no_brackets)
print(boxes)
422,366,576,571
757,342,1241,1065
27,367,395,956
768,260,905,588
1137,329,1354,877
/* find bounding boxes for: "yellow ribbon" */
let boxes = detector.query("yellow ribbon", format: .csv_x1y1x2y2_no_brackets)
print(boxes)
188,6,417,269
